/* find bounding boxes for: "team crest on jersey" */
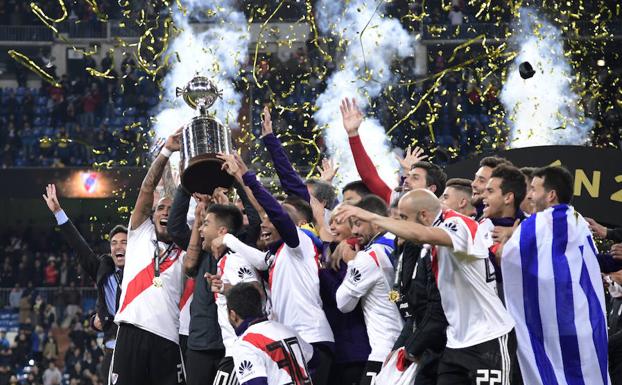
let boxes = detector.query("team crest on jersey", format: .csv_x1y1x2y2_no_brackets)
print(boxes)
444,222,458,233
238,360,254,377
111,373,118,384
237,267,254,279
349,267,362,284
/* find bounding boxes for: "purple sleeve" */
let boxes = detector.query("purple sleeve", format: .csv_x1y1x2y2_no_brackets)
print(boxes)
261,133,310,202
241,378,268,385
597,253,622,273
242,171,300,248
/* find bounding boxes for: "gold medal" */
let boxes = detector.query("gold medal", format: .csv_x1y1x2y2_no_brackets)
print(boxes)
153,276,163,288
388,289,401,303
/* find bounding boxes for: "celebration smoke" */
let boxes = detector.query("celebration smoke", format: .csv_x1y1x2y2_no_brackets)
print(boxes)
153,0,249,140
314,0,415,187
500,8,593,147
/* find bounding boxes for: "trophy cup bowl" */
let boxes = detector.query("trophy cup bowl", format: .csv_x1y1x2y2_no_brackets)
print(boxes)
176,76,234,194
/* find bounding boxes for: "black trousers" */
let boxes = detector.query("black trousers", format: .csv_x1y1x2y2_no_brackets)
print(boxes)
214,356,240,385
184,348,224,385
327,361,366,385
109,323,185,385
309,343,334,385
437,332,517,385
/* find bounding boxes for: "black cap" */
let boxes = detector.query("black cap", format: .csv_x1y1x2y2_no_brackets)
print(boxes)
519,61,536,79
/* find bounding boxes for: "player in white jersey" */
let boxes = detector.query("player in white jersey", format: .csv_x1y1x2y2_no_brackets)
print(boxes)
335,195,402,385
217,153,334,385
201,204,261,385
227,283,313,385
110,129,186,385
335,189,517,385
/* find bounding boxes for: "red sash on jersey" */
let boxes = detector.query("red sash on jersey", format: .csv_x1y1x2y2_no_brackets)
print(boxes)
179,278,195,310
119,246,182,313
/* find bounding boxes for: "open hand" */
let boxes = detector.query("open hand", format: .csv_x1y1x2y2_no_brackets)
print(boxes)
217,153,248,180
43,184,62,213
212,187,230,205
261,106,273,137
318,158,339,182
333,204,376,224
340,97,363,137
395,146,428,171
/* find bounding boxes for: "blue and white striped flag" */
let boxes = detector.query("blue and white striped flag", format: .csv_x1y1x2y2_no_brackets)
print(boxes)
502,204,610,385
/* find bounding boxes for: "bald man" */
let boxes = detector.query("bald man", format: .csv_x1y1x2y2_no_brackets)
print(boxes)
336,190,517,385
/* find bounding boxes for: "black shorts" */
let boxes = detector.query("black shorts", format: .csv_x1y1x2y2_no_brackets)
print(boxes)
214,356,240,385
437,331,517,385
359,361,382,385
109,323,185,385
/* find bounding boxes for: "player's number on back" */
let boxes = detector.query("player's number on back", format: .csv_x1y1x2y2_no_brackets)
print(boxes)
266,337,312,385
476,369,502,385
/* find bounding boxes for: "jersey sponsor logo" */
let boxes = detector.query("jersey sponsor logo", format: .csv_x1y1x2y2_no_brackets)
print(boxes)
111,373,118,384
349,267,362,284
444,221,459,233
238,360,254,377
237,266,254,280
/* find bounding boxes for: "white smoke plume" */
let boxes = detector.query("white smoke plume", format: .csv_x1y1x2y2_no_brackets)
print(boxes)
500,8,593,148
153,0,249,140
314,0,415,188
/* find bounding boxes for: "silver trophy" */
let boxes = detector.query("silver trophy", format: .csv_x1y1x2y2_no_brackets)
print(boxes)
176,76,234,194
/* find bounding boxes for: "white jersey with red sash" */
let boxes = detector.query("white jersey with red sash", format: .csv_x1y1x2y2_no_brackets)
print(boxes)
115,219,186,344
215,251,260,356
336,240,403,362
232,319,313,385
432,209,514,348
178,278,194,336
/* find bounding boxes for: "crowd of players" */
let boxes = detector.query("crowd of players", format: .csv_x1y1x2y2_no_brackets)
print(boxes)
38,97,622,385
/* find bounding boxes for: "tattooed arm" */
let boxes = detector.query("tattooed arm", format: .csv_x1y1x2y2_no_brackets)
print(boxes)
130,128,182,230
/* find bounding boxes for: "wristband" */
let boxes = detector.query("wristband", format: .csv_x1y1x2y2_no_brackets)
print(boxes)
160,147,172,158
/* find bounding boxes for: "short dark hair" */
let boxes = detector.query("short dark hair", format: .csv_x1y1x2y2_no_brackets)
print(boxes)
108,225,127,241
532,166,574,204
446,178,472,196
520,166,536,181
355,195,388,217
480,156,512,169
342,180,371,197
490,165,527,211
283,196,314,225
207,204,243,235
305,178,336,208
412,161,447,198
226,282,263,319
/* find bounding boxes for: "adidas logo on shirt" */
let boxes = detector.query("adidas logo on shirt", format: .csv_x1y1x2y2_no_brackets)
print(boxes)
238,360,254,377
349,267,362,284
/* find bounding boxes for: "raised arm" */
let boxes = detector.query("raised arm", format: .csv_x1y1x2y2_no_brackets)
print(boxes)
260,107,310,201
130,128,182,230
341,97,392,203
168,186,192,250
43,184,99,281
184,200,206,277
335,205,453,247
218,153,300,249
233,180,262,247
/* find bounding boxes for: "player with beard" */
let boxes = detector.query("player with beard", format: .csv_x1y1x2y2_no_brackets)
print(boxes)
518,167,536,215
110,129,187,385
336,195,402,385
335,190,517,385
43,184,126,384
480,165,526,300
471,156,513,220
217,152,334,385
440,178,476,217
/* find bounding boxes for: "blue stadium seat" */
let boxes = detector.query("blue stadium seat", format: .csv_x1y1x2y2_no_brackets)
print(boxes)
37,96,47,106
125,107,136,116
114,107,124,116
15,86,26,96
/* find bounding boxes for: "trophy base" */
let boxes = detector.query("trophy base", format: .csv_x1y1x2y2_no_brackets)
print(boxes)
181,155,234,194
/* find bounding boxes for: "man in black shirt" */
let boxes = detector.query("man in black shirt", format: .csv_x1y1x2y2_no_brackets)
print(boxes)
43,184,126,384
